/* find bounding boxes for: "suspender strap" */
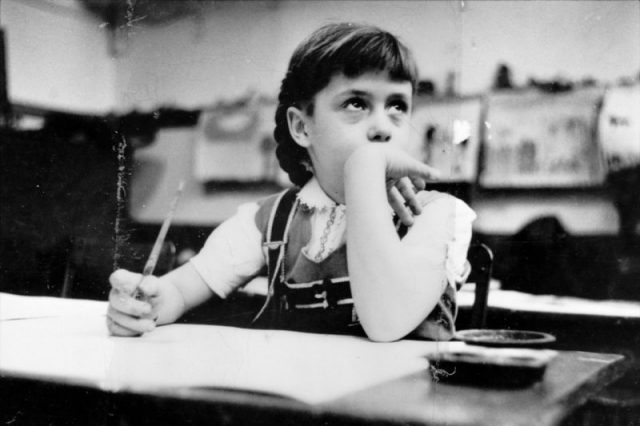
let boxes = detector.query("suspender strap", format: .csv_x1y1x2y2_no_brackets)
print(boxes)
251,188,299,323
265,188,299,282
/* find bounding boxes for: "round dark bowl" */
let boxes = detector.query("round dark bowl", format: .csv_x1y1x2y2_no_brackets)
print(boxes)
455,329,557,348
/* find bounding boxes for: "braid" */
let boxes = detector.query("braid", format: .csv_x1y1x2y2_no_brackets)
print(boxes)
274,101,313,187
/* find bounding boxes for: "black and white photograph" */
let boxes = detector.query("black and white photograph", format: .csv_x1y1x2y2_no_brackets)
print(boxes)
1,1,639,425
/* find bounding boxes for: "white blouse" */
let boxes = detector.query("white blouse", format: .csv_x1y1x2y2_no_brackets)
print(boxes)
191,177,476,299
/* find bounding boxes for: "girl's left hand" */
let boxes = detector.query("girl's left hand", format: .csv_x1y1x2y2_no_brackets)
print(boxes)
387,176,424,227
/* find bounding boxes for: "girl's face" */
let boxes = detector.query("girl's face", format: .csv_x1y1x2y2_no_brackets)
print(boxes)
293,71,413,200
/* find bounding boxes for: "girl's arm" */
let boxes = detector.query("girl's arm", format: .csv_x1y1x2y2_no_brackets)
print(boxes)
344,144,452,342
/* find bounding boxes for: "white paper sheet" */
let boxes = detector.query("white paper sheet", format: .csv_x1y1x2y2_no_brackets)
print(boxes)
106,323,437,403
0,292,108,320
0,298,443,405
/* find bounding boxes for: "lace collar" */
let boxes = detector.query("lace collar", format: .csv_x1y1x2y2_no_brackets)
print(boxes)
297,177,343,212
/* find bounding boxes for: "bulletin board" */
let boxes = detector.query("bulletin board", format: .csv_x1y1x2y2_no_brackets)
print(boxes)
193,94,288,187
598,84,640,172
479,87,606,188
406,96,483,183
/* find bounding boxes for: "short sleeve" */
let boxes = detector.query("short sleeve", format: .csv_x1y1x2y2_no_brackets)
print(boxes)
446,198,476,287
403,191,476,340
402,191,476,289
189,202,265,298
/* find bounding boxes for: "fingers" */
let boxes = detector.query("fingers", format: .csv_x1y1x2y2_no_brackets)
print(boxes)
107,269,160,337
388,186,414,227
110,269,159,302
416,163,441,181
106,306,156,336
397,177,422,216
411,176,426,192
387,177,427,227
109,287,153,318
379,145,441,181
400,154,441,181
109,269,143,295
137,276,160,299
106,315,143,337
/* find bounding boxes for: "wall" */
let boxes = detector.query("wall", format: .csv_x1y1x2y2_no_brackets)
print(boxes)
0,0,115,113
1,1,637,114
114,0,640,111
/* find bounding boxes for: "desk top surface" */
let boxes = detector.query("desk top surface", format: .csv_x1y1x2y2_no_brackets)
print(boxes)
0,293,626,426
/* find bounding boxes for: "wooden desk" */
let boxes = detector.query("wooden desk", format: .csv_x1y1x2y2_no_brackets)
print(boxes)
0,293,626,426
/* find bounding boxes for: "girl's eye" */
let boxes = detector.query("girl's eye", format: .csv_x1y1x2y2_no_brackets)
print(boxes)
389,100,409,114
343,98,367,111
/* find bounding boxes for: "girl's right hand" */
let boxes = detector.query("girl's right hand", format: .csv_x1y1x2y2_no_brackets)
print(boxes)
106,269,160,337
347,144,441,226
380,146,441,225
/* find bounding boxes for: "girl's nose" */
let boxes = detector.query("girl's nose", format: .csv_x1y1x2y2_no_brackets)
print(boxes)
367,113,392,143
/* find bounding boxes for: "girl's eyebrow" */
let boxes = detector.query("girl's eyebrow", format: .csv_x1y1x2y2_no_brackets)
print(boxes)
336,89,369,98
336,89,410,100
388,92,410,101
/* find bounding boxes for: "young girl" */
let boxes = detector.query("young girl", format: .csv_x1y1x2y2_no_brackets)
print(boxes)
107,22,475,342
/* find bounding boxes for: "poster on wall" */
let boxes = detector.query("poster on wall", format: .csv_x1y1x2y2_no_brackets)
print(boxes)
406,97,483,182
598,84,640,172
193,94,289,188
480,87,606,188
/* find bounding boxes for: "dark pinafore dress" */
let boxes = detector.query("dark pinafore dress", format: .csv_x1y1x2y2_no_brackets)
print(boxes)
251,188,458,340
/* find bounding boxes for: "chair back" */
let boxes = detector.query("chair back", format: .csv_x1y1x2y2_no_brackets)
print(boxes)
464,243,494,329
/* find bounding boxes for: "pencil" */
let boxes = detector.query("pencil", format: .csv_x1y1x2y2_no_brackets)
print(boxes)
135,180,185,300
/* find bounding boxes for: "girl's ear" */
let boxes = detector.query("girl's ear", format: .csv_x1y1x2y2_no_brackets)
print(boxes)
286,106,310,148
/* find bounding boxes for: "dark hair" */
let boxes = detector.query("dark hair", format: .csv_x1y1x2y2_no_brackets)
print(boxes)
274,22,419,186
